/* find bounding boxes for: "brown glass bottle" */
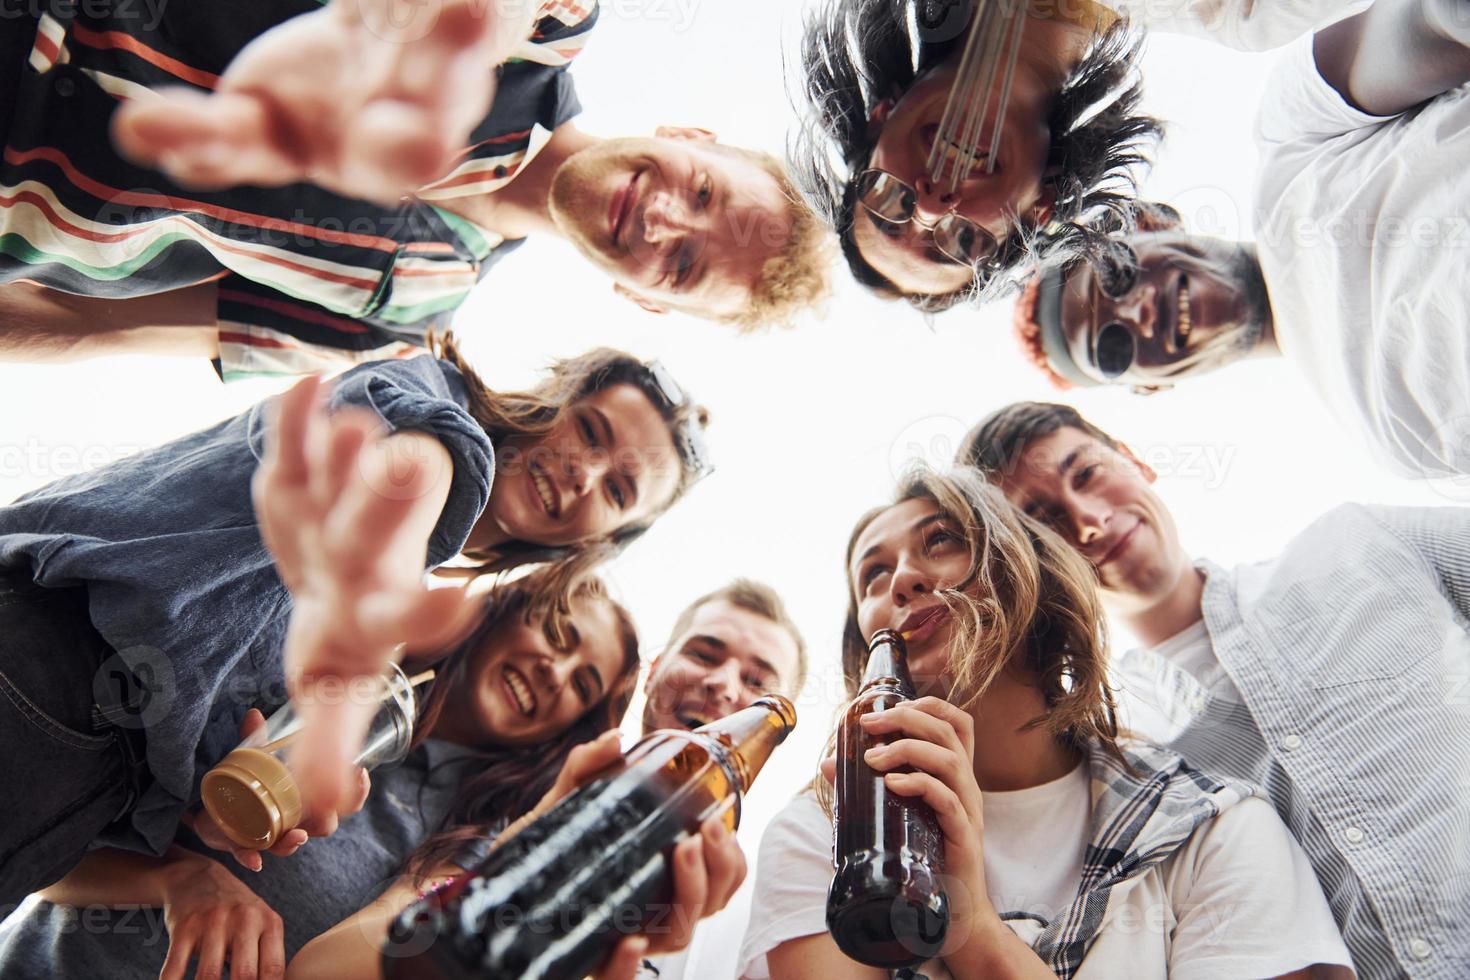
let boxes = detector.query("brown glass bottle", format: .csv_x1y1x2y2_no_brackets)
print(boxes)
383,695,797,980
827,628,948,968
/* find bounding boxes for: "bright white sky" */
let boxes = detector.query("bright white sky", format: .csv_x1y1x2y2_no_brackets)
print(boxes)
0,1,1452,975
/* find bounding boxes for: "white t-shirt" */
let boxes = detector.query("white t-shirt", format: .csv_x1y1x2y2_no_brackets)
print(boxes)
738,786,1352,979
1113,619,1248,744
1102,0,1366,51
1254,39,1470,483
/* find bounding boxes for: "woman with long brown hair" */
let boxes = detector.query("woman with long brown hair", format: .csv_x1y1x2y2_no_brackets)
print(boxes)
740,468,1352,979
0,570,654,979
0,333,712,905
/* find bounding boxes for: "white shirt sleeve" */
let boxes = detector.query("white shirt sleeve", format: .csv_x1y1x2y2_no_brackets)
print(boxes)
1163,797,1355,979
736,793,835,980
1103,0,1366,51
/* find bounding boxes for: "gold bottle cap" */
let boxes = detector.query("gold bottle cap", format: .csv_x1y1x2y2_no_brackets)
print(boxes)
200,747,303,850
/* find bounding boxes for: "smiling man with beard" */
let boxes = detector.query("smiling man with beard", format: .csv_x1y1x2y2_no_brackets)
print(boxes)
0,0,832,379
962,401,1470,979
1013,0,1470,481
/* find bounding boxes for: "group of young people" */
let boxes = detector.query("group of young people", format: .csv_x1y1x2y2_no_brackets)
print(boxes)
0,0,1466,977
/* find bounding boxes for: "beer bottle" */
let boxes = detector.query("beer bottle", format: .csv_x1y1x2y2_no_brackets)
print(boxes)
827,628,948,968
383,695,797,980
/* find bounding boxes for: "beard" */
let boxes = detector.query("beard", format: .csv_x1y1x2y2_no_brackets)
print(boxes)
1228,244,1272,355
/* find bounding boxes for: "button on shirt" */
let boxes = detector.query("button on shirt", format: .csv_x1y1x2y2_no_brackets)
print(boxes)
1114,504,1470,979
0,0,594,381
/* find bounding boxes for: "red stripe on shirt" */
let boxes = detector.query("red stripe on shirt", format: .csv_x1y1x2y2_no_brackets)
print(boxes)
70,23,222,90
4,146,402,253
218,289,371,335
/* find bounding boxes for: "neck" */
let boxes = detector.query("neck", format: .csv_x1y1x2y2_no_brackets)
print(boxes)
463,509,511,553
429,124,602,241
966,668,1083,792
1115,562,1205,648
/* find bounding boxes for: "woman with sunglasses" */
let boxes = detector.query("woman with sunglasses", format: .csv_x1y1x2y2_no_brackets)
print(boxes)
791,0,1162,312
0,333,712,905
739,468,1352,979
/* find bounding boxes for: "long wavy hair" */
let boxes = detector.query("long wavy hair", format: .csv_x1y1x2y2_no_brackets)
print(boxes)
431,331,710,619
400,572,641,881
789,0,1161,311
817,467,1122,809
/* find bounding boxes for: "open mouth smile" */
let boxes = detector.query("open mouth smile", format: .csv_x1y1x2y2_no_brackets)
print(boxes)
1176,277,1193,347
529,460,562,519
502,666,538,718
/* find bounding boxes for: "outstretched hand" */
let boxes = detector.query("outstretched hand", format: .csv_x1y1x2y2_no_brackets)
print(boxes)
112,0,537,204
253,375,482,817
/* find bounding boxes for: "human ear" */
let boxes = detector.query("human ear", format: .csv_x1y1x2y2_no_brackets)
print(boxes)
1026,183,1059,228
613,282,667,314
1134,202,1183,233
865,99,896,139
1116,441,1159,485
653,125,717,143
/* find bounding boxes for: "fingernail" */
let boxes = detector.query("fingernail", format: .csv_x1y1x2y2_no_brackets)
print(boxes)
707,820,726,842
864,746,887,762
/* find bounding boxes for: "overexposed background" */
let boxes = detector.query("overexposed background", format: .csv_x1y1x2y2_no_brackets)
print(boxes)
0,2,1451,975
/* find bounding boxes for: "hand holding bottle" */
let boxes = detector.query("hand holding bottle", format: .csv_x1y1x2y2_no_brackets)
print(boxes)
857,697,1000,950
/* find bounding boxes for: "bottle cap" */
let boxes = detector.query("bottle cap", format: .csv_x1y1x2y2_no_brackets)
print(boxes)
200,747,303,850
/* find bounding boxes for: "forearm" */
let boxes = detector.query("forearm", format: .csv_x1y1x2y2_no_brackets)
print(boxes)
0,281,220,361
36,846,204,909
1314,0,1470,115
944,918,1060,980
288,870,459,980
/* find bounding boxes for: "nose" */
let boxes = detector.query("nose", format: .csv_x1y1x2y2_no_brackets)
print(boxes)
567,447,612,498
702,659,740,705
531,656,572,709
911,176,958,224
1070,497,1111,547
1111,282,1158,340
641,191,694,245
890,560,933,607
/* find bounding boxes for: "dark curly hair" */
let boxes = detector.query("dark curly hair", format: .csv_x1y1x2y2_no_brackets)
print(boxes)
789,0,1163,311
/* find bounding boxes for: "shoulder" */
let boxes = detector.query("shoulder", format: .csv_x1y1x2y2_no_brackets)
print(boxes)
758,792,831,858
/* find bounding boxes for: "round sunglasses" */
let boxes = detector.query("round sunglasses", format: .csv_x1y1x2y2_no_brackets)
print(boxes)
1092,244,1141,380
855,169,1001,267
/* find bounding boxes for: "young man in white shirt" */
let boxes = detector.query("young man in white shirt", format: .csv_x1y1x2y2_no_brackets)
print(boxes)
636,579,807,980
963,401,1470,979
1009,0,1470,481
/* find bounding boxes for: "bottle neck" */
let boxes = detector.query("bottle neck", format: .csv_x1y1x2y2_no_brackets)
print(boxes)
860,632,914,693
694,696,795,794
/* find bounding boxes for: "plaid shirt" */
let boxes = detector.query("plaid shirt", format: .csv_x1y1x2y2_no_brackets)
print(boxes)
0,0,594,380
1117,504,1470,978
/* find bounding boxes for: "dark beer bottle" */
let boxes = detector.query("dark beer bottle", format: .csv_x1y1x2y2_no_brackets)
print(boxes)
827,628,948,968
383,695,797,980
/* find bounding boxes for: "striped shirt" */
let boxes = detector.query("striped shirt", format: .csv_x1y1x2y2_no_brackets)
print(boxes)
0,0,595,380
1115,503,1470,979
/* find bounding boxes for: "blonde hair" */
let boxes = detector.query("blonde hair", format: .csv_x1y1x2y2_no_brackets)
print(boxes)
707,147,834,331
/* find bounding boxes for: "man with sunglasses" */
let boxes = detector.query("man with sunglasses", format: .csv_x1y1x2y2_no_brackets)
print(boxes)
1012,0,1470,481
961,400,1470,979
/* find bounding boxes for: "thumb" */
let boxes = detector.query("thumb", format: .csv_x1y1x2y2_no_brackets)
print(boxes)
591,935,648,980
239,707,268,741
545,730,623,804
819,756,836,785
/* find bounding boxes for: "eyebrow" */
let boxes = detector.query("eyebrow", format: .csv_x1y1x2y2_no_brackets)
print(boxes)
591,406,639,507
684,633,727,652
852,513,946,575
1059,448,1081,477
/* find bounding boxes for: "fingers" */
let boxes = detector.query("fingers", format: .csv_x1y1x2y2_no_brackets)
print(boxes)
231,917,260,980
864,738,972,795
310,408,380,519
112,89,305,189
697,817,746,914
290,681,381,817
860,699,972,760
650,835,709,954
818,756,836,785
258,910,287,980
264,828,309,860
346,767,373,815
547,730,623,802
159,921,197,980
883,771,973,845
353,583,483,656
591,935,649,980
195,910,227,980
261,375,324,490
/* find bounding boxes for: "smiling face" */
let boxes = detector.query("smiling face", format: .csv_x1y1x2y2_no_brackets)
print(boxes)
548,130,795,320
848,497,975,690
455,593,629,747
485,383,681,549
1057,232,1270,388
640,599,800,733
852,18,1080,297
993,426,1191,607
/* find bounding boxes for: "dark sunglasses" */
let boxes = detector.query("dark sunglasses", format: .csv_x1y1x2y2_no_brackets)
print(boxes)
854,169,1000,267
1092,244,1141,380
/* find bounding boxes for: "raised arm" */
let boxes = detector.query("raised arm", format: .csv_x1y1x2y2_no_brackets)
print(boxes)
255,375,483,816
1313,0,1470,115
111,0,540,204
